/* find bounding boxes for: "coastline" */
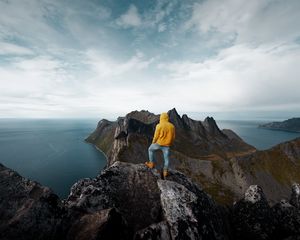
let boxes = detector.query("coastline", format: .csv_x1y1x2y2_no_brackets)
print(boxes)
258,126,300,133
84,139,109,167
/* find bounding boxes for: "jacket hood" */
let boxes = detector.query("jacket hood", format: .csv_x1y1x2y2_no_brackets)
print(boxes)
160,112,169,123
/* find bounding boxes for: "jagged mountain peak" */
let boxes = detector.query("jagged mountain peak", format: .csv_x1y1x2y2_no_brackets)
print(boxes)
167,107,180,117
124,110,158,124
203,116,219,127
202,116,226,137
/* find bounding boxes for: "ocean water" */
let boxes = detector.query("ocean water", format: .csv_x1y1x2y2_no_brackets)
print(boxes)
0,119,106,199
0,119,299,199
217,120,300,150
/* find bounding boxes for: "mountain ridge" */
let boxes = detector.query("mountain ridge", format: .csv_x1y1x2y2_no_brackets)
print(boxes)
86,108,300,205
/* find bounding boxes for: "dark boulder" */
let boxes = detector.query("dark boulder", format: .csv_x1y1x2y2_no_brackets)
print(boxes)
66,208,129,240
232,185,276,240
65,161,162,234
272,199,300,239
290,183,300,208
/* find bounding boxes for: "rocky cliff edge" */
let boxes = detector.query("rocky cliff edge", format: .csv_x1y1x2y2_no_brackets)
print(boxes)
2,161,300,240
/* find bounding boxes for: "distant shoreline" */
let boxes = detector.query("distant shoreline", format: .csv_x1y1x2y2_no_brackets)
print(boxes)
258,117,300,133
258,126,300,133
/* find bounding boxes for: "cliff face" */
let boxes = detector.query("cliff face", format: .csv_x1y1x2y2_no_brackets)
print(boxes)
86,109,300,205
259,117,300,132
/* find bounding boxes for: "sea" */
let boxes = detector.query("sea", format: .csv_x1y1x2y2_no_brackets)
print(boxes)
217,120,300,149
0,118,299,199
0,119,106,199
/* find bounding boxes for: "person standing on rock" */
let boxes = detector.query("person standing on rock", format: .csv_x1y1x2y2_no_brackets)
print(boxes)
145,112,175,177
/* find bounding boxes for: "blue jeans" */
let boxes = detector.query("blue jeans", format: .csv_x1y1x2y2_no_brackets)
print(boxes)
148,143,170,170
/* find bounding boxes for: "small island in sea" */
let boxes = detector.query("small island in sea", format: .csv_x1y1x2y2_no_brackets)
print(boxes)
259,118,300,133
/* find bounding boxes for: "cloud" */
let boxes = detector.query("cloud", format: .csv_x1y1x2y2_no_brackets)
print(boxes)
157,43,300,112
84,49,154,81
158,23,167,32
0,0,69,49
116,4,142,28
185,0,300,45
0,0,299,118
142,0,181,33
0,42,34,55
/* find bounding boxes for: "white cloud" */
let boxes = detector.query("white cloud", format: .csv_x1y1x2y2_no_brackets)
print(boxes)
157,43,300,112
0,54,89,117
142,0,178,32
185,0,300,45
0,0,300,118
116,4,141,28
84,49,154,79
0,42,34,55
0,48,157,117
0,0,68,48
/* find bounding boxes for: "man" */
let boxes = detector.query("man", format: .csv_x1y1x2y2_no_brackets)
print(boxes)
145,112,175,177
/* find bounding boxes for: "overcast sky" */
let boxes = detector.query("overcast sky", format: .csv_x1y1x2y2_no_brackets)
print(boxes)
0,0,300,120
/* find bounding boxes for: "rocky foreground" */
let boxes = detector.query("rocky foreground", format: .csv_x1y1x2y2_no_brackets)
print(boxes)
2,161,300,240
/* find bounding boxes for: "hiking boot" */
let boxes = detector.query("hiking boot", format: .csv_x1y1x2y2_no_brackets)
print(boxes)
145,161,154,169
163,169,168,177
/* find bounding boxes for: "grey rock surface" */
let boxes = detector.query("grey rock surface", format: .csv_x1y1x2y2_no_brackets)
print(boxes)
65,161,231,239
2,159,300,240
0,163,66,240
65,161,162,233
290,183,300,208
158,180,229,240
134,221,171,240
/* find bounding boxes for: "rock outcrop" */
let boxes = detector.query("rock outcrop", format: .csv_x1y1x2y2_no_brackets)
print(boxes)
1,161,230,240
2,160,300,239
65,161,230,240
231,184,300,240
0,163,66,240
232,185,275,239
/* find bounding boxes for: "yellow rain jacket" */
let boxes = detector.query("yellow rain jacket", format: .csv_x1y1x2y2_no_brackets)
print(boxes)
152,113,175,146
